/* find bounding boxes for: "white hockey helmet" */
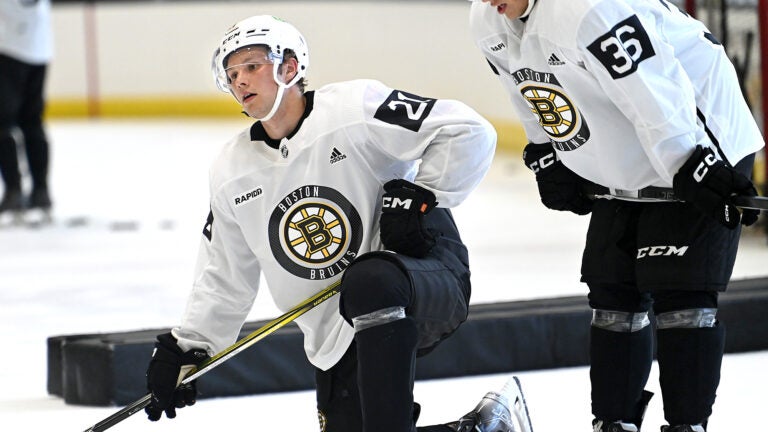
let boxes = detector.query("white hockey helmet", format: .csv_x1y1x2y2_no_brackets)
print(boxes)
211,15,309,93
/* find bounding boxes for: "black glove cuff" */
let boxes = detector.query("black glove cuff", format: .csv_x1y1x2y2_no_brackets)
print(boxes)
382,179,438,213
153,333,208,366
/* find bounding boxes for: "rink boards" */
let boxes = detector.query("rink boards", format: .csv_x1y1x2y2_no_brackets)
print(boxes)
47,277,768,406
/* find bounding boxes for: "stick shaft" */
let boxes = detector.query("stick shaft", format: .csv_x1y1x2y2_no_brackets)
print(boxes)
731,195,768,211
82,281,341,432
587,192,768,211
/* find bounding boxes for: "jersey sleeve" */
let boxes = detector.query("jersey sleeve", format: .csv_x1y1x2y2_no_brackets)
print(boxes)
361,80,497,208
576,1,702,181
173,181,262,355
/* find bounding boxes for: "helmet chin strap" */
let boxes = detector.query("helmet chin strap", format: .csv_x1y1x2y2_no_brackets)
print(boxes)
255,62,303,123
256,84,285,122
520,0,536,19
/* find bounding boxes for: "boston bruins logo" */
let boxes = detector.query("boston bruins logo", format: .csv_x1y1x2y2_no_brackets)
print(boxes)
284,202,347,263
521,85,577,139
269,185,362,280
512,67,591,151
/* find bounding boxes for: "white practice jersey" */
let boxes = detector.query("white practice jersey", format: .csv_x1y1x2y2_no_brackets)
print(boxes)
0,0,52,64
470,0,763,190
173,79,496,370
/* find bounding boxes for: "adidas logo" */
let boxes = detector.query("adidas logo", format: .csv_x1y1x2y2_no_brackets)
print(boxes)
330,147,347,164
547,53,565,66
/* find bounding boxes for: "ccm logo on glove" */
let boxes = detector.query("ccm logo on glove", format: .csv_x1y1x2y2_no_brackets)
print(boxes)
522,143,593,215
382,196,430,213
673,145,759,229
525,151,557,173
693,151,718,182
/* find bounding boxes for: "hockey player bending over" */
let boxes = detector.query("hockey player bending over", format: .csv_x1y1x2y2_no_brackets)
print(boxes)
143,14,534,432
469,1,764,431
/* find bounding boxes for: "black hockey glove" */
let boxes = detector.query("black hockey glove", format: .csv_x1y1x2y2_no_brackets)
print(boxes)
673,145,759,229
380,179,438,258
522,143,593,215
145,332,209,421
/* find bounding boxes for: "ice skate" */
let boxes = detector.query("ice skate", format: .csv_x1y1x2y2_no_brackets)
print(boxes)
28,187,52,210
0,189,24,227
660,425,705,432
23,207,53,228
25,188,53,228
450,376,533,432
592,419,639,432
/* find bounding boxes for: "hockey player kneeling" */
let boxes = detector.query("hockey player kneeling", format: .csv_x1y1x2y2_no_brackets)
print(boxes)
144,13,533,432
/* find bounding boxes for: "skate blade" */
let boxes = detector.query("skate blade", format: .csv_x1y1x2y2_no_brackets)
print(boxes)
503,376,534,432
24,208,54,228
0,211,25,228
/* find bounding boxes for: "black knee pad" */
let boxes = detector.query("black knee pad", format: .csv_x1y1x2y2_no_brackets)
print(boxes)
652,290,718,314
339,256,411,323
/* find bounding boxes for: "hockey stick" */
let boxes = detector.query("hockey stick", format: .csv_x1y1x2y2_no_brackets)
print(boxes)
82,280,342,432
588,189,768,211
731,195,768,211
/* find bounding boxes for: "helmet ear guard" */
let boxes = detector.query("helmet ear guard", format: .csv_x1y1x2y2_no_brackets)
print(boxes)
211,15,309,93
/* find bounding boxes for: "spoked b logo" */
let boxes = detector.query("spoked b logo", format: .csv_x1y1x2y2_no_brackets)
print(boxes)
268,185,363,280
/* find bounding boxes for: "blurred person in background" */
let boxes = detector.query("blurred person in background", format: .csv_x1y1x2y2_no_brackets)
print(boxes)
0,0,53,223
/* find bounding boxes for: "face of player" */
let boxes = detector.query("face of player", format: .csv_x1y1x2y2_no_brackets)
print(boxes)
224,47,289,119
478,0,530,20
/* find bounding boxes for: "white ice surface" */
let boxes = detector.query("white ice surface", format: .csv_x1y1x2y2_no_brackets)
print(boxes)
0,119,766,431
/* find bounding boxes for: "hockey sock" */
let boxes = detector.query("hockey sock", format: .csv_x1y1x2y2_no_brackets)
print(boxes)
656,324,725,425
0,128,21,190
590,325,653,424
355,316,419,432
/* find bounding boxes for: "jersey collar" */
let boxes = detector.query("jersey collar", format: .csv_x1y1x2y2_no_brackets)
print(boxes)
250,91,316,149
